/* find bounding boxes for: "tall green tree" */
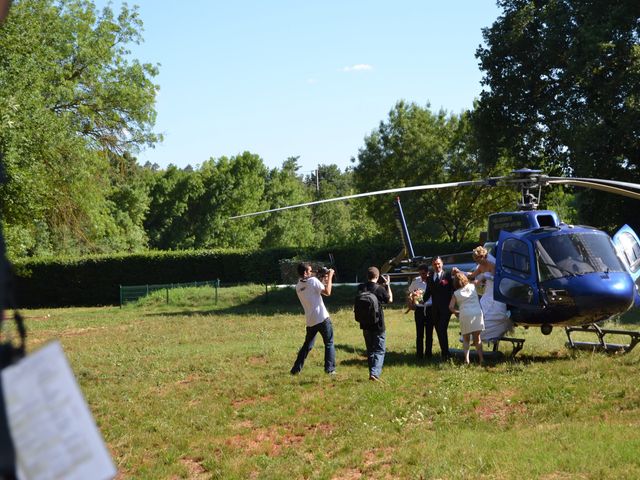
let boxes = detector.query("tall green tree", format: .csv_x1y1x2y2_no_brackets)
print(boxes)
144,152,268,250
474,0,640,231
0,0,160,257
307,164,377,246
260,157,314,248
354,101,515,245
196,152,267,249
143,165,202,250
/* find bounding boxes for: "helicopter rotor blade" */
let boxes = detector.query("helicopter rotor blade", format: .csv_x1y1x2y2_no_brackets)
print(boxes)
547,177,640,191
546,178,640,201
229,179,488,219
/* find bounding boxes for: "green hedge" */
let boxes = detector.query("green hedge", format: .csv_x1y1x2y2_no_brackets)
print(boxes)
12,240,476,308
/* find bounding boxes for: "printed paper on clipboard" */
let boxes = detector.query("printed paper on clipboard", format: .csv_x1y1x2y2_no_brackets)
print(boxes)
1,341,117,480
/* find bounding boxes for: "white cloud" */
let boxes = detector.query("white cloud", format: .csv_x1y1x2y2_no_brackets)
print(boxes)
341,64,373,72
306,78,318,84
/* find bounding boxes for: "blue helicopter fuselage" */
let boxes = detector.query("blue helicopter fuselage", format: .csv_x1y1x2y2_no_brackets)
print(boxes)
493,218,638,328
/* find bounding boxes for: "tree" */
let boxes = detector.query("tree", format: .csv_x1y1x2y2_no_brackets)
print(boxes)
353,101,515,245
0,0,160,257
307,164,377,246
260,157,314,248
474,0,640,231
195,152,268,249
144,153,269,250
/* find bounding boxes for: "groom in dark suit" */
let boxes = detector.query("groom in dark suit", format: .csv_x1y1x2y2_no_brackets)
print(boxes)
424,256,454,360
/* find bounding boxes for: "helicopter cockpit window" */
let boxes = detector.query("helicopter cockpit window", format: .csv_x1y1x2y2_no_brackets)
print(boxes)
501,238,530,277
617,232,640,273
536,233,625,281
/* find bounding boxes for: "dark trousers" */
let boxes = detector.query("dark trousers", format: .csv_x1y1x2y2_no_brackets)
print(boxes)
414,305,434,358
291,318,336,374
431,304,451,359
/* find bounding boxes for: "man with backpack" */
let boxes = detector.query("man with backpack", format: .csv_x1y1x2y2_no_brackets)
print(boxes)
355,266,393,381
290,263,336,376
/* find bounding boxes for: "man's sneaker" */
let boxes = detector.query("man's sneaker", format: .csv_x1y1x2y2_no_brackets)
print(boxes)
369,375,379,381
327,370,337,376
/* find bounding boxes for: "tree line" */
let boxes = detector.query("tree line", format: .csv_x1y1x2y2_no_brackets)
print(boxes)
1,0,638,260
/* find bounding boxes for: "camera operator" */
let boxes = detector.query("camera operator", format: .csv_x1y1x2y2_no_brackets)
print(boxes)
290,263,336,376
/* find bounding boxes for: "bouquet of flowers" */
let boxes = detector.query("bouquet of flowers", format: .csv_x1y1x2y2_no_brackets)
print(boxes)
404,289,424,314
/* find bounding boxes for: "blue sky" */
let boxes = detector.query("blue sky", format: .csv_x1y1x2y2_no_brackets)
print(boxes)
96,1,501,175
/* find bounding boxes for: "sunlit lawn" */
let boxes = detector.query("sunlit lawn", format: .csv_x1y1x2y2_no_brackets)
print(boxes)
16,285,640,479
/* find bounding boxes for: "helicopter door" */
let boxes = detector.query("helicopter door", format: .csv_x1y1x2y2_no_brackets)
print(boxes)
613,225,640,281
494,231,540,307
612,225,640,307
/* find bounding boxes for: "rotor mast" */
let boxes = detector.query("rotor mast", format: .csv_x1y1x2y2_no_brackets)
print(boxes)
511,169,545,211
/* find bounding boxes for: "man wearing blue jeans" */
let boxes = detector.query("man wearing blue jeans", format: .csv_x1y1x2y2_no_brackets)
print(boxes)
290,263,336,375
358,266,393,381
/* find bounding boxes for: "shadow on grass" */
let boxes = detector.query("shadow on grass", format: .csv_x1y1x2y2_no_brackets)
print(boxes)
335,341,574,368
336,343,448,368
140,284,407,318
617,309,640,325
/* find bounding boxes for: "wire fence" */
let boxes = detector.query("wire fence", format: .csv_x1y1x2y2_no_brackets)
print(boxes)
119,279,220,306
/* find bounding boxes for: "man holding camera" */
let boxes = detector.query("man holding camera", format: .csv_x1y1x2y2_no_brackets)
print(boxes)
290,263,336,376
357,266,393,381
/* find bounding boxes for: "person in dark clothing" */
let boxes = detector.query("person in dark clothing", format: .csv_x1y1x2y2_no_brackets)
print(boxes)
357,266,393,381
407,264,433,359
424,256,454,360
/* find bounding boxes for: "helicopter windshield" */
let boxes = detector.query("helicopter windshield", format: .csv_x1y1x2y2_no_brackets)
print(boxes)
535,232,625,281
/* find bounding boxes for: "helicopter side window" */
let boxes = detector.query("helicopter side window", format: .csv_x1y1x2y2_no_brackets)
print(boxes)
501,238,530,278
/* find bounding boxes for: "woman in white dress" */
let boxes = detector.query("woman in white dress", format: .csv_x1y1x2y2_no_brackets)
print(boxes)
449,271,484,364
467,246,513,342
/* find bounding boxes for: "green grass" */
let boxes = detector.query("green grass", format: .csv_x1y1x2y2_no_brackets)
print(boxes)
15,285,640,479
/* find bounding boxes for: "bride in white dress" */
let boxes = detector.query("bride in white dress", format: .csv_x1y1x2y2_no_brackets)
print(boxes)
466,246,512,342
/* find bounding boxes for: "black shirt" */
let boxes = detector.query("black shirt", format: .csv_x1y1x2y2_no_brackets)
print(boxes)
358,281,391,332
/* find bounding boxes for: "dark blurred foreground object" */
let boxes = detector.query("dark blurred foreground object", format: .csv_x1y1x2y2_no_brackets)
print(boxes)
1,3,19,476
0,312,25,480
0,0,10,23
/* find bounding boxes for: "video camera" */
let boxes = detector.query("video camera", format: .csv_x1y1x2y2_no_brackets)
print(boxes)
316,266,331,278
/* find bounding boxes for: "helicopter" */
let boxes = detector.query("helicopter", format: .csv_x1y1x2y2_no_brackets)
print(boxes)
231,168,640,354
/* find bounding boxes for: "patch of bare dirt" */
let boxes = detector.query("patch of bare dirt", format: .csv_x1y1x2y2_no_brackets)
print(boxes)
247,355,268,365
175,456,210,480
361,447,395,478
232,419,255,430
473,389,527,425
231,394,273,408
331,468,363,479
225,422,334,457
176,373,204,386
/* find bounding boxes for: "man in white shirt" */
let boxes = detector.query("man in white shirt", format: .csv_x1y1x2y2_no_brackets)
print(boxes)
290,263,336,375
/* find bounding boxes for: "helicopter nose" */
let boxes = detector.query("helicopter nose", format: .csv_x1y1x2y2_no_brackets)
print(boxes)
571,273,635,318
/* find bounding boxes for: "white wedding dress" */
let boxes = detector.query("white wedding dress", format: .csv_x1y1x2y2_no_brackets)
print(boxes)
476,266,512,342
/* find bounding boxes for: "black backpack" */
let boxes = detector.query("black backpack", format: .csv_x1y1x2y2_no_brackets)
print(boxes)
354,290,381,328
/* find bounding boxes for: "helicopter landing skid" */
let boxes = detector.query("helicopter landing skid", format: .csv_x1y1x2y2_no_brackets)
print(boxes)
451,336,525,360
488,337,526,357
565,324,640,354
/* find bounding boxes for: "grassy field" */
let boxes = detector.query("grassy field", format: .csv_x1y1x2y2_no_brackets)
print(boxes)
14,284,640,479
